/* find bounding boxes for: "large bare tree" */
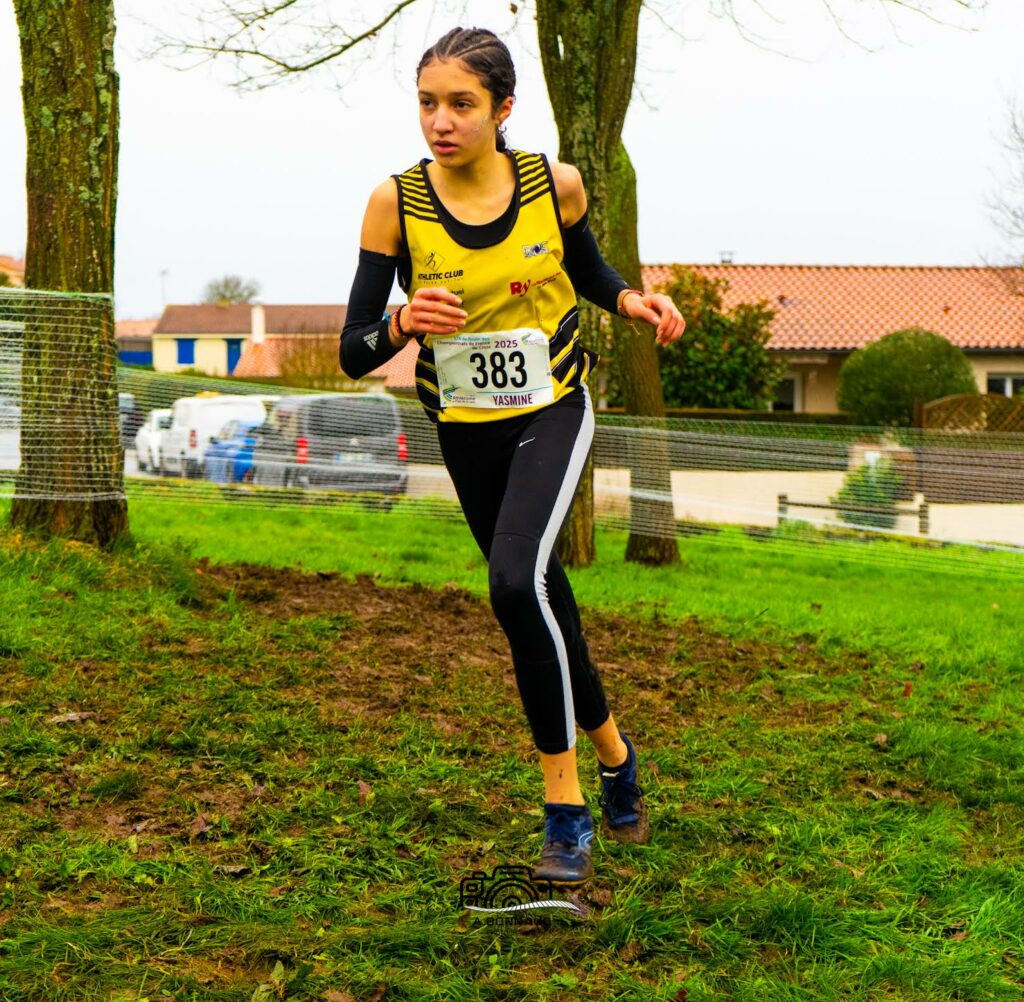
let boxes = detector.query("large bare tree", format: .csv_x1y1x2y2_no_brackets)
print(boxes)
10,0,127,548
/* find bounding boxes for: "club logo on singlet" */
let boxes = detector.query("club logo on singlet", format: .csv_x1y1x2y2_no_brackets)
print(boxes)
522,240,550,259
425,249,445,271
509,273,560,297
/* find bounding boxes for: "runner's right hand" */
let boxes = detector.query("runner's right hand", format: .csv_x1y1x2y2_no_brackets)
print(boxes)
403,287,468,337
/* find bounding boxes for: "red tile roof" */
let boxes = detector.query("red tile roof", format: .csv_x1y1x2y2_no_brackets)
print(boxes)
369,339,419,390
156,304,349,335
232,306,408,383
641,264,1024,352
115,319,158,341
0,255,25,287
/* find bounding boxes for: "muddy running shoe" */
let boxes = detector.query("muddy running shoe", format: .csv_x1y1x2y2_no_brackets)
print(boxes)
597,732,651,844
530,802,594,886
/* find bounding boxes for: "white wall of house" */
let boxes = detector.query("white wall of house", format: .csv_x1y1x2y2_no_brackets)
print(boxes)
968,354,1024,396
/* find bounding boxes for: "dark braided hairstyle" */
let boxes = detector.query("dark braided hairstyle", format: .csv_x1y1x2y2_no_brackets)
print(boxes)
416,27,516,153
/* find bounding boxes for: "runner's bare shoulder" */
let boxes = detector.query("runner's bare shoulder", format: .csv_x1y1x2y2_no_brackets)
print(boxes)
360,179,402,256
548,160,587,228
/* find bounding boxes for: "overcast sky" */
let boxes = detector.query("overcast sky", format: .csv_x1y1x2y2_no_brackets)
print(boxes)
1,0,1022,319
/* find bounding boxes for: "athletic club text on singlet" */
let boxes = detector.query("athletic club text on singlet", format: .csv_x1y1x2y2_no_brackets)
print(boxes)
393,149,594,423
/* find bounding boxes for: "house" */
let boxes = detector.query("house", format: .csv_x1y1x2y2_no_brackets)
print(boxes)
231,304,406,385
0,255,25,287
116,319,157,366
152,304,351,377
643,264,1024,412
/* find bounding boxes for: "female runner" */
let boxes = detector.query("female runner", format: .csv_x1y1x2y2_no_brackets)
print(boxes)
339,26,684,885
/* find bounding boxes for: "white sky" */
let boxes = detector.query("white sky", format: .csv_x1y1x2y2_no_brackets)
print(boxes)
1,0,1022,319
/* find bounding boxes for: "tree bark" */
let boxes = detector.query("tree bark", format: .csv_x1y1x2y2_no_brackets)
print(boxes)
605,144,680,563
10,0,127,548
537,0,676,566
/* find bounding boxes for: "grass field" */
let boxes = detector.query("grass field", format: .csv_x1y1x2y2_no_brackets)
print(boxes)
2,497,1024,1000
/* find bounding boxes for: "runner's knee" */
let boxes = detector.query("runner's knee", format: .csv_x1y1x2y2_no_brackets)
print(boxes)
488,540,540,625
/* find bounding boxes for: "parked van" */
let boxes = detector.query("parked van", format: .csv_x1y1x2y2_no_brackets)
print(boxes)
163,393,278,479
252,393,408,497
134,408,172,473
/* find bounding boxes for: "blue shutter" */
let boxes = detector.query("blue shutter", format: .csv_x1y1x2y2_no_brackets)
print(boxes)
177,338,196,365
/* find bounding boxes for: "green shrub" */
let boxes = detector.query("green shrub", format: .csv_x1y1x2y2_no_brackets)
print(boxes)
644,266,787,409
832,458,903,529
837,328,977,426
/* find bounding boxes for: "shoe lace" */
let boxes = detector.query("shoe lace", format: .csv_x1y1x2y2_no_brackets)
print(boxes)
545,806,588,847
599,777,643,814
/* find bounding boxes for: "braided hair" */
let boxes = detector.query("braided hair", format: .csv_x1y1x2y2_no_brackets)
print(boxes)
417,27,516,152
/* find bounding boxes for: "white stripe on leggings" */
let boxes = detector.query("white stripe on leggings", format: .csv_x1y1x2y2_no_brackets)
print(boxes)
533,383,595,752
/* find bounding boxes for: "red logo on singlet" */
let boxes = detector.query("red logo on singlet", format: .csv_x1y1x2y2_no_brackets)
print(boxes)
509,273,559,297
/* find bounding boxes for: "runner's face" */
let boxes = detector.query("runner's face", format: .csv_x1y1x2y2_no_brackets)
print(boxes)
417,58,511,165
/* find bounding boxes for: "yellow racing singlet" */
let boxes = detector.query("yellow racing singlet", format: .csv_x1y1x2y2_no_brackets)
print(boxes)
394,149,595,423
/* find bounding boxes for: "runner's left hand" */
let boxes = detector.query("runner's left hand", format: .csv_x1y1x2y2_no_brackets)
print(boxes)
621,292,685,346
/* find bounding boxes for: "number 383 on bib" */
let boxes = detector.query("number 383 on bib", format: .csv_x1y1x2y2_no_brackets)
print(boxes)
433,328,555,409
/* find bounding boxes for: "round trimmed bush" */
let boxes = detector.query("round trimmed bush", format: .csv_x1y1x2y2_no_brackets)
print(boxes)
837,328,977,426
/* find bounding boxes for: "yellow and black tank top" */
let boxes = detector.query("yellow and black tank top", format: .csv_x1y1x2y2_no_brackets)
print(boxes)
393,149,594,423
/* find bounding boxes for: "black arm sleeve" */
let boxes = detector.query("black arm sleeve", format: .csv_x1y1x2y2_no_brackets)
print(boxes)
560,209,632,315
339,248,405,379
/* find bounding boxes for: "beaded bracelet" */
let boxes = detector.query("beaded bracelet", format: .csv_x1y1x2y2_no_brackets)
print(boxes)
389,305,412,344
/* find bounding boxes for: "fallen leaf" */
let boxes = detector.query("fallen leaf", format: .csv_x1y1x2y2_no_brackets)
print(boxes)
366,984,387,1002
191,813,213,837
358,780,373,806
323,992,355,1002
873,733,889,747
47,711,98,725
902,681,913,698
213,864,251,876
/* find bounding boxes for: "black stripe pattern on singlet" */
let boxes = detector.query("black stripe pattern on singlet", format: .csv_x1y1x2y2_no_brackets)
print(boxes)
515,151,551,207
394,168,439,224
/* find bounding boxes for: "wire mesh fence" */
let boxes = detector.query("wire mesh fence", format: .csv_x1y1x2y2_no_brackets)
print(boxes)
2,288,1023,574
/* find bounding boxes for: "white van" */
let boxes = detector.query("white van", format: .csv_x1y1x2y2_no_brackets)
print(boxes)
162,394,278,479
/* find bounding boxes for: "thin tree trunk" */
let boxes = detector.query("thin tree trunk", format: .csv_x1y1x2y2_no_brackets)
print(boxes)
537,0,676,566
10,0,127,548
606,144,679,563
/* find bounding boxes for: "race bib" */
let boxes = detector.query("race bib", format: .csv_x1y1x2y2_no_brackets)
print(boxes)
433,328,553,410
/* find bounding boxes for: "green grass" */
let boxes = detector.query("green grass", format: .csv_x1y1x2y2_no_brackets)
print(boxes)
1,498,1023,999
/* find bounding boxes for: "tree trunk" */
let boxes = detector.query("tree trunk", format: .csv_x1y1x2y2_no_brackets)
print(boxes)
606,144,679,564
10,0,127,548
537,0,676,566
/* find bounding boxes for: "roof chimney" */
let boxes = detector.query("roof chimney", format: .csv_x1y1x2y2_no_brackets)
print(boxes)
250,304,266,345
720,250,734,265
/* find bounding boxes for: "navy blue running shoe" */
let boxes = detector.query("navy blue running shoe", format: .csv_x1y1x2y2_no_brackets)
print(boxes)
597,732,651,844
531,802,594,885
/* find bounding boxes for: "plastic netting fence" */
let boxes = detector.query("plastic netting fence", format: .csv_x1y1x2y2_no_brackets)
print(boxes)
3,288,1024,574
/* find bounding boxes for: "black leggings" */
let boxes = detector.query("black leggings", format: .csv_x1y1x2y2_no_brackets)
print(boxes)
436,384,611,754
